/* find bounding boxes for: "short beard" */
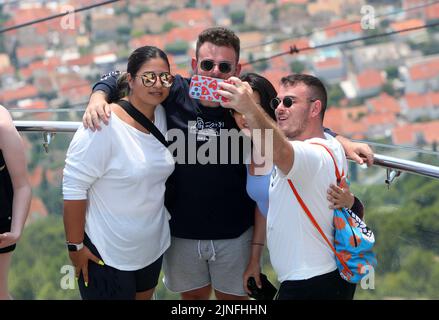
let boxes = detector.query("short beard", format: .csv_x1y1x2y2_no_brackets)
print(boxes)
285,118,308,140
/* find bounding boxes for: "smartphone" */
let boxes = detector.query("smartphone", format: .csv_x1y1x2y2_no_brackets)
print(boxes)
189,75,229,103
247,273,277,300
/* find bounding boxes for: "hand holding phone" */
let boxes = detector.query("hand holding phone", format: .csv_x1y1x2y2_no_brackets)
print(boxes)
189,75,230,103
247,273,277,300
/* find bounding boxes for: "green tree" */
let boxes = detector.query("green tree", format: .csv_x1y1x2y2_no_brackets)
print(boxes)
385,66,399,79
230,11,245,25
290,60,305,73
162,21,177,33
165,41,189,55
10,216,80,299
327,84,345,106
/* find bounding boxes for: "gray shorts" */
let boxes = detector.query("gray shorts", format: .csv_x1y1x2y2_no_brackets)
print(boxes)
162,227,253,296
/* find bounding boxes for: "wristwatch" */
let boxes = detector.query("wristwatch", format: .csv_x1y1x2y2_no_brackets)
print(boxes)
66,241,84,252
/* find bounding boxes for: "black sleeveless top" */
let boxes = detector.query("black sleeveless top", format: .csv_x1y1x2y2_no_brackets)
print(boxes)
0,150,13,223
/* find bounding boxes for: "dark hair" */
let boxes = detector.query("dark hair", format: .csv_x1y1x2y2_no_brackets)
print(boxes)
195,27,240,62
280,74,328,120
240,73,277,121
117,46,170,98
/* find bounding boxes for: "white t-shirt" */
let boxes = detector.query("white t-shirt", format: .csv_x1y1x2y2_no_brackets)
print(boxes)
267,134,347,282
63,105,175,271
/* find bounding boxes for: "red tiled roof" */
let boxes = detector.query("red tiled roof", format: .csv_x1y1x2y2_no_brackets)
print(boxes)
404,92,439,109
323,107,368,137
164,26,205,44
130,34,166,51
367,93,400,113
363,112,395,126
211,0,232,6
325,19,363,38
409,58,439,81
0,85,39,103
167,9,212,26
426,3,439,20
315,57,342,70
392,124,416,144
390,19,424,32
261,70,287,92
280,0,307,4
356,69,384,90
17,45,46,60
20,100,48,110
66,54,95,67
0,65,15,76
392,121,439,145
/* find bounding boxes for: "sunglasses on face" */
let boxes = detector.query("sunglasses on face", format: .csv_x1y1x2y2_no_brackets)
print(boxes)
137,71,174,88
199,59,233,74
270,96,317,110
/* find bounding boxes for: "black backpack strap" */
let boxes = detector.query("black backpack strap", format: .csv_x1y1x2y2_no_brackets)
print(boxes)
116,100,169,148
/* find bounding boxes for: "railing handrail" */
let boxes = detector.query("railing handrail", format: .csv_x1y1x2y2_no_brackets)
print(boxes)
13,120,439,180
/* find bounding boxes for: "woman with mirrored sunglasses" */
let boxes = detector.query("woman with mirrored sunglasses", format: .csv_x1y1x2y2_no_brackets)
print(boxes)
63,46,175,300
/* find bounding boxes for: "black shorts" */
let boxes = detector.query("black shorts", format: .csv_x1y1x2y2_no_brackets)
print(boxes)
0,216,16,254
277,269,356,300
78,233,163,300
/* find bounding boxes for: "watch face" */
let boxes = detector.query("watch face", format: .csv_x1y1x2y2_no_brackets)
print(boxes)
67,244,78,251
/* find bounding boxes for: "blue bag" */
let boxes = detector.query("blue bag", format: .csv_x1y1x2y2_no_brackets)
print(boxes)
333,207,377,283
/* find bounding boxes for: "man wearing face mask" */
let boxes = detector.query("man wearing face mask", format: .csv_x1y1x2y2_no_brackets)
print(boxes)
82,27,374,300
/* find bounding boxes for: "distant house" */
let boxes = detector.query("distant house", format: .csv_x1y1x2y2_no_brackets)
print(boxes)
390,19,427,43
91,10,130,42
400,92,439,121
312,18,363,46
351,69,385,99
363,112,397,139
392,120,439,146
405,57,439,94
351,42,413,72
16,45,46,68
323,106,368,139
133,12,165,34
167,8,212,28
245,1,274,30
210,0,247,26
366,93,401,115
312,57,346,84
0,85,39,107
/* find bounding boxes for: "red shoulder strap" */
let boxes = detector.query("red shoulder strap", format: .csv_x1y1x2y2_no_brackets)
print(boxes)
310,142,344,183
287,143,352,277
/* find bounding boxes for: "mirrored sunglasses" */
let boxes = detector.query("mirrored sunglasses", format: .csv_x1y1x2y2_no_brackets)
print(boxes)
139,72,174,88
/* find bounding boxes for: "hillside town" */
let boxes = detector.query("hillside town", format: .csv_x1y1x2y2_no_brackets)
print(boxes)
1,0,438,146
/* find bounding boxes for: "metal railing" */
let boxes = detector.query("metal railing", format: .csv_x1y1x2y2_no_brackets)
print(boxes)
14,120,439,183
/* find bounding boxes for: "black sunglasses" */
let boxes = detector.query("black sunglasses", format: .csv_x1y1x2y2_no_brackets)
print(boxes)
199,59,233,74
270,96,317,110
137,71,174,88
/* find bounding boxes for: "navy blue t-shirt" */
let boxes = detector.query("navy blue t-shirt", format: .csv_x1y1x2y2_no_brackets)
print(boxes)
93,73,255,239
